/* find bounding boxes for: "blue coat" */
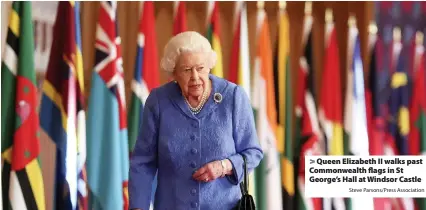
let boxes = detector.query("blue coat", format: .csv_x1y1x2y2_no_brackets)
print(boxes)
129,75,263,210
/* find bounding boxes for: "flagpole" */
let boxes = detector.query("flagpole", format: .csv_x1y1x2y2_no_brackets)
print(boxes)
305,1,312,15
301,2,313,49
278,1,286,10
257,1,264,10
368,22,378,53
414,31,424,71
416,31,424,45
324,8,333,46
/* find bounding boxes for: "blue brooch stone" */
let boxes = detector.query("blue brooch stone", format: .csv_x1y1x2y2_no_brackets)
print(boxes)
213,93,222,103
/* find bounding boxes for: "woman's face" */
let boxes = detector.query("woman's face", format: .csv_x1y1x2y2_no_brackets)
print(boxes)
173,52,211,98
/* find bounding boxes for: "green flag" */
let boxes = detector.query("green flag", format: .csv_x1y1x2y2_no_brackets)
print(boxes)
273,7,294,210
1,2,46,209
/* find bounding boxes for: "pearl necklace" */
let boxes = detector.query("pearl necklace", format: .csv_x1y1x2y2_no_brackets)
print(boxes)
184,87,209,115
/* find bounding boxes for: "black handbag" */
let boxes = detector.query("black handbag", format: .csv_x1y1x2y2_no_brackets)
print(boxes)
233,154,255,210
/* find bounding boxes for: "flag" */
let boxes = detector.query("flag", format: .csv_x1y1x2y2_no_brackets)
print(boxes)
272,5,293,210
228,1,255,198
127,2,160,210
343,20,374,210
168,1,187,82
206,1,223,78
387,32,415,210
388,57,410,156
128,1,160,155
387,32,409,155
365,25,390,210
1,2,46,209
173,1,187,35
319,13,344,157
86,1,129,210
318,11,345,210
409,34,426,156
252,5,283,210
409,34,426,210
39,1,87,210
365,26,386,157
294,12,323,210
73,6,88,209
228,2,250,97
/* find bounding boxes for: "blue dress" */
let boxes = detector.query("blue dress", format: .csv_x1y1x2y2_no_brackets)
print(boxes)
129,75,263,210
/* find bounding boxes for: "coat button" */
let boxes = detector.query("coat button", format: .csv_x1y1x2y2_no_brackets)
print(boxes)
191,202,198,208
190,161,196,168
190,135,195,141
191,148,197,154
192,123,198,128
191,189,197,195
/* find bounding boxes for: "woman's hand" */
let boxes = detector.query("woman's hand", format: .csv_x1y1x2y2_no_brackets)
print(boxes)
192,159,233,182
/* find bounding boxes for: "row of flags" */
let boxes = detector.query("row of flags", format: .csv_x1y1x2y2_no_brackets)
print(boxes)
366,26,426,210
1,1,425,210
231,2,426,210
1,1,149,209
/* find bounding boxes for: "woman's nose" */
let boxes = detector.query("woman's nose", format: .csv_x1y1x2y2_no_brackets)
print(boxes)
190,68,199,80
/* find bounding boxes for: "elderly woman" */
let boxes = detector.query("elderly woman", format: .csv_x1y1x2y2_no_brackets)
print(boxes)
129,31,263,210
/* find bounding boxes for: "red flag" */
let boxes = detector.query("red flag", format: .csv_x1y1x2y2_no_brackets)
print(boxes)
173,1,187,35
319,22,344,157
167,1,187,82
409,37,426,210
318,13,345,210
408,38,426,156
228,2,241,84
295,12,323,210
140,1,159,90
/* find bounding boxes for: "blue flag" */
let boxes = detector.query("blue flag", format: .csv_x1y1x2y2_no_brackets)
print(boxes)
86,1,129,209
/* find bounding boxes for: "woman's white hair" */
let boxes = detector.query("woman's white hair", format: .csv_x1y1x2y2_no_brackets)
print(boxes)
160,31,217,73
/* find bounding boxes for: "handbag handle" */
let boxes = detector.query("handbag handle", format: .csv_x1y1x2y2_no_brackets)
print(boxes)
239,154,249,195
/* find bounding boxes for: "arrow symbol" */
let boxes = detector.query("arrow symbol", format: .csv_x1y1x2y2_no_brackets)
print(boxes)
310,159,314,164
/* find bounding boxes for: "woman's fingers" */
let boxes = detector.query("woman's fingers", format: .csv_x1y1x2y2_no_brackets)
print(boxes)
201,174,211,182
193,172,208,181
192,161,221,182
193,170,210,182
192,166,206,179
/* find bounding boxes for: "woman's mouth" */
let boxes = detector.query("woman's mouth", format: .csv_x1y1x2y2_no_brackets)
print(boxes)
189,84,202,90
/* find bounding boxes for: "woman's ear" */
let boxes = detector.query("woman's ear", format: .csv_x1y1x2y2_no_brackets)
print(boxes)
168,72,176,82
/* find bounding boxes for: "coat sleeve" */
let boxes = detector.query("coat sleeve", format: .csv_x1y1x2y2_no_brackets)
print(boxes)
226,85,264,185
129,89,159,210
